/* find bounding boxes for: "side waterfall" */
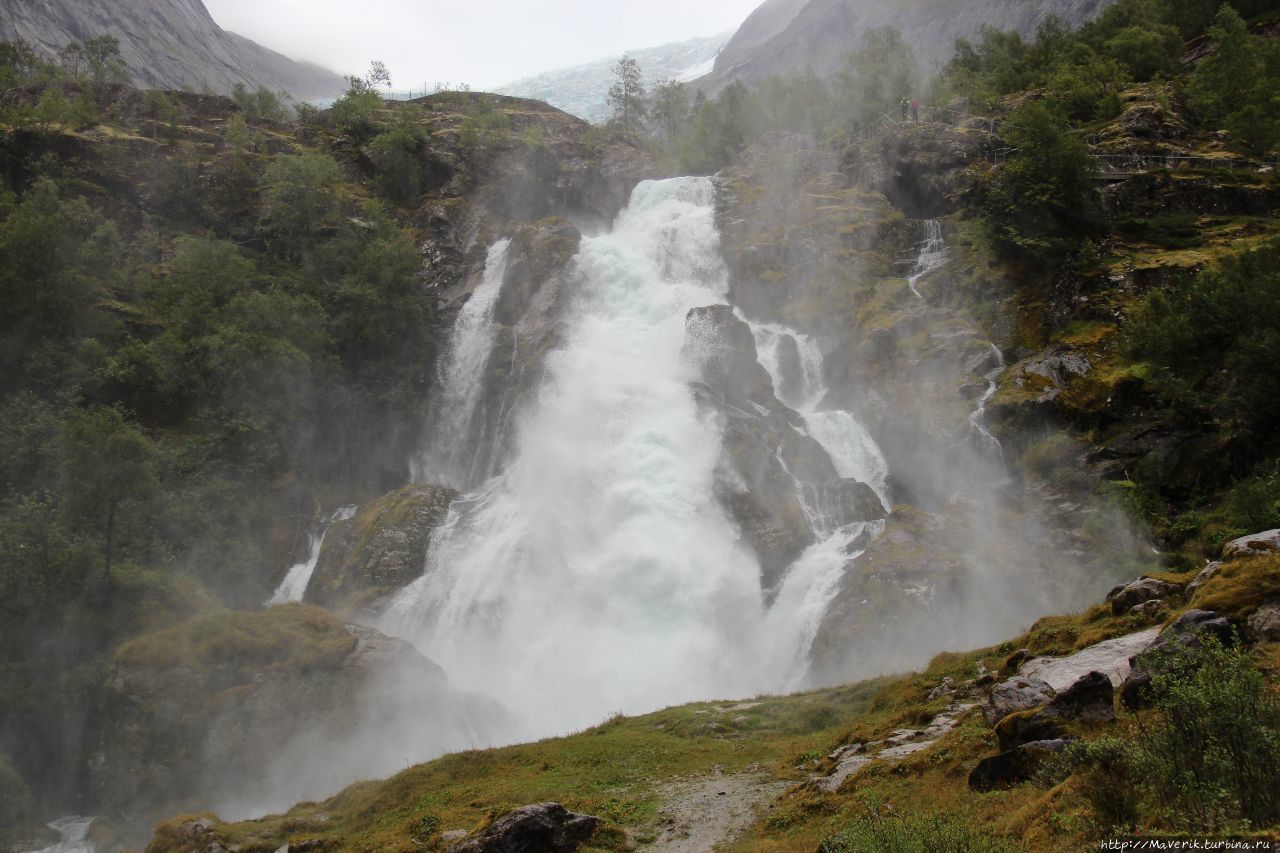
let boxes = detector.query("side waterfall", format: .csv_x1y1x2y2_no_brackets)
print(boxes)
906,219,947,299
267,505,357,605
384,178,891,735
745,319,889,687
411,239,513,490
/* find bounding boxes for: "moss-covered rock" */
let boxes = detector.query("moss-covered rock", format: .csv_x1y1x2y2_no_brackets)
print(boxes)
88,604,497,835
306,484,457,618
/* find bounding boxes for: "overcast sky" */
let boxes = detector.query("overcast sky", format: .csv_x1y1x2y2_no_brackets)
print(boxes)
202,0,762,90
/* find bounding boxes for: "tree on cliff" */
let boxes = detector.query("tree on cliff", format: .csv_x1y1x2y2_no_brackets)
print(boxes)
607,55,646,134
58,406,157,594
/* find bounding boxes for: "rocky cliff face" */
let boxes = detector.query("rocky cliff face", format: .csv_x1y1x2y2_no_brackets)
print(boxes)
696,0,1117,94
714,128,1144,685
0,0,344,98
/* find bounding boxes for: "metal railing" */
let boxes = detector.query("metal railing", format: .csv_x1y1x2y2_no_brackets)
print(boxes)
1092,153,1277,174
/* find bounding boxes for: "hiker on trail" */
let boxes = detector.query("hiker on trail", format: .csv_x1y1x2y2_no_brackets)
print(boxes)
900,97,909,122
911,98,919,122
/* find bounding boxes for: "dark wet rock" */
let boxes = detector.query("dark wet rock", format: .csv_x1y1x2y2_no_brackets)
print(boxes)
1106,577,1181,615
983,676,1055,726
307,485,457,618
873,122,984,218
1042,671,1114,724
448,802,598,853
1101,171,1280,218
1247,599,1280,642
1222,529,1280,561
995,671,1113,750
494,219,581,327
1002,648,1032,673
1121,609,1235,708
995,708,1065,751
968,739,1069,792
683,305,777,407
1155,608,1235,648
683,306,885,594
1130,599,1168,619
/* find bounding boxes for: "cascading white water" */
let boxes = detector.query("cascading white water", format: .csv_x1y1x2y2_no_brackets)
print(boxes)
969,342,1005,458
742,319,891,682
411,239,513,489
385,179,780,736
746,320,891,508
32,817,95,853
906,219,947,299
267,505,357,605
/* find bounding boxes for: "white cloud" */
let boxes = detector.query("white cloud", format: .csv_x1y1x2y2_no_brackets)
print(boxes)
203,0,760,90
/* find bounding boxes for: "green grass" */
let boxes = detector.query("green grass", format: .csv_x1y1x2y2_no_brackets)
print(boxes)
115,603,355,673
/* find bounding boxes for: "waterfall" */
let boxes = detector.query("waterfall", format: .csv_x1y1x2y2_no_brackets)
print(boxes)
969,342,1006,457
907,219,947,299
384,179,778,736
383,177,896,734
411,239,513,490
742,318,891,682
267,505,357,605
32,817,96,853
746,319,891,509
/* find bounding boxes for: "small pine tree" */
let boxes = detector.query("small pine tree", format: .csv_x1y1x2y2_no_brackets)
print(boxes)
607,55,646,134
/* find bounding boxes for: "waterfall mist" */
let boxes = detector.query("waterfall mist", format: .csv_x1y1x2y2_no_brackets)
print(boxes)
361,161,1148,768
384,179,780,736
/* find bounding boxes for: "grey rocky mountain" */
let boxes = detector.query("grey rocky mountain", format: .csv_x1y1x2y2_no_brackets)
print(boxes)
0,0,344,99
694,0,1118,94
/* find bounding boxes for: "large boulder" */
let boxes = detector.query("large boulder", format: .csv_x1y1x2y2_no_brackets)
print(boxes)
449,803,599,853
89,605,501,828
682,305,777,407
1222,529,1280,561
994,671,1113,751
968,740,1069,793
1247,599,1280,642
1019,627,1160,690
983,676,1055,726
1105,577,1182,615
307,484,457,618
1042,670,1114,724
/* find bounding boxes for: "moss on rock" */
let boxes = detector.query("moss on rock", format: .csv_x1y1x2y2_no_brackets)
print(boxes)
307,484,458,618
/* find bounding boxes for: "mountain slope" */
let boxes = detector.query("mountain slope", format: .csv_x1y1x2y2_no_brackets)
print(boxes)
496,33,730,123
696,0,1117,93
0,0,343,99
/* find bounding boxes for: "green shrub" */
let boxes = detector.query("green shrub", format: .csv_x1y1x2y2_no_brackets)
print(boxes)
1129,242,1280,457
1068,636,1280,834
1226,461,1280,533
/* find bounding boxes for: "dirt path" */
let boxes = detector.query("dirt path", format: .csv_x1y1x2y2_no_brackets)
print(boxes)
646,772,791,852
